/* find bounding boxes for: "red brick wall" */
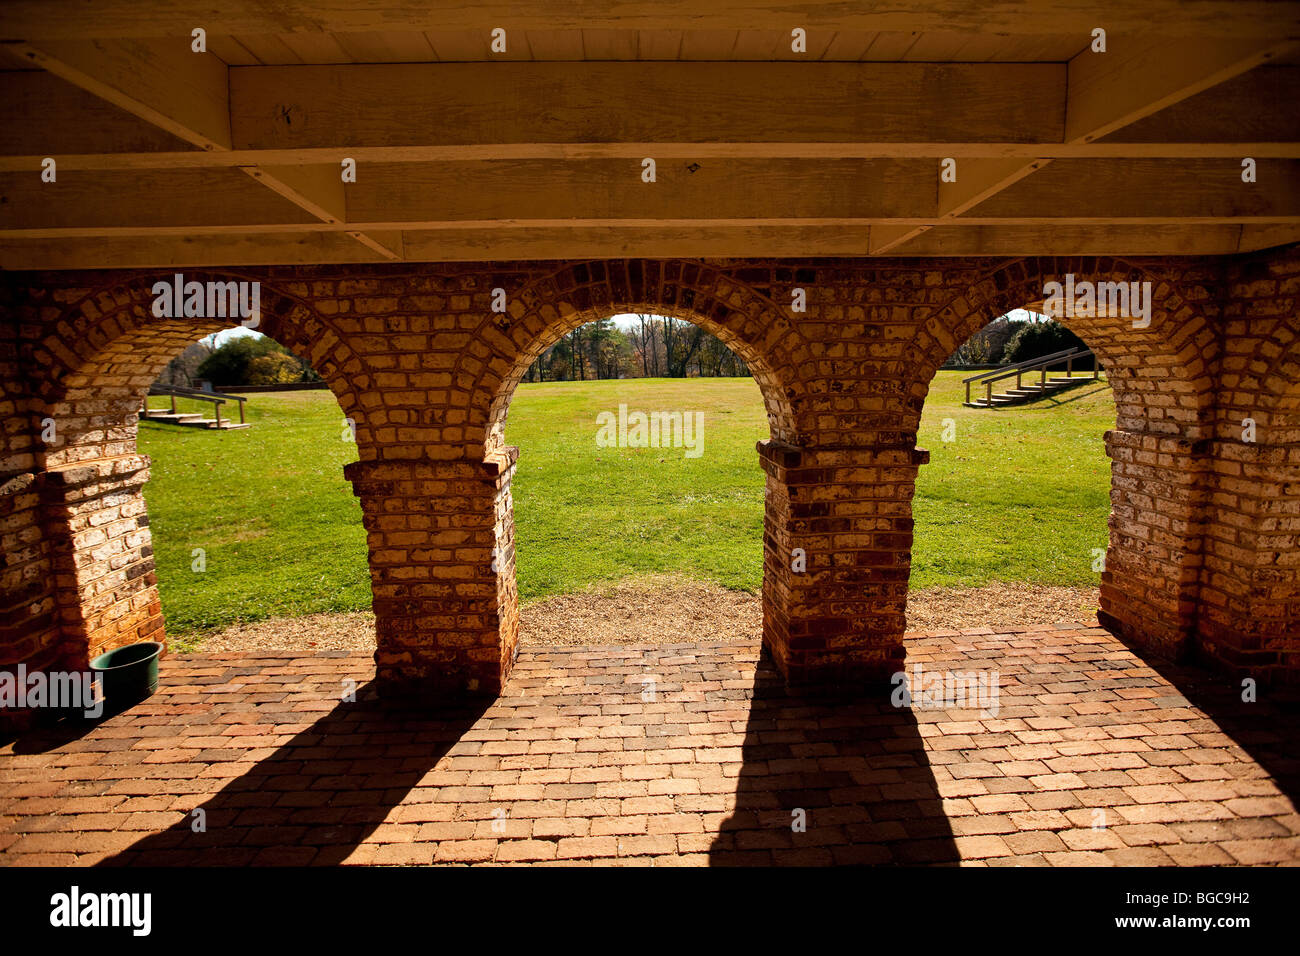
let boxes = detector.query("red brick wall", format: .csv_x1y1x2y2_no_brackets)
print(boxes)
1,247,1296,705
0,280,60,732
1198,248,1300,681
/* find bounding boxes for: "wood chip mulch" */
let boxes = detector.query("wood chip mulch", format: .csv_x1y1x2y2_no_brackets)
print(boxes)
188,575,1099,653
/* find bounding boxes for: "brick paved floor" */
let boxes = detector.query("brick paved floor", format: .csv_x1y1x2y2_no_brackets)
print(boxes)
2,623,1298,866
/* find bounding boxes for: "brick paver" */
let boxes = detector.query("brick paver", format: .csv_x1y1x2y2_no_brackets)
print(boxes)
2,624,1297,866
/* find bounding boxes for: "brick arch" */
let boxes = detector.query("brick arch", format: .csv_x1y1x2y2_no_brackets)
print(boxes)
1238,319,1300,445
901,256,1217,438
457,259,809,458
28,271,375,466
901,256,1221,663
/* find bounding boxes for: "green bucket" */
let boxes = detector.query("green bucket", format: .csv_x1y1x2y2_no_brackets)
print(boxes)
89,641,163,714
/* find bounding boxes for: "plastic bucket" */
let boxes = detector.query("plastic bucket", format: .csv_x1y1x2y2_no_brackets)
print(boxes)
89,641,163,714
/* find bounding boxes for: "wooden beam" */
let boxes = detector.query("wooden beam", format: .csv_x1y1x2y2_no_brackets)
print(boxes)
6,159,1297,236
978,159,1300,219
887,224,1248,256
2,2,1297,40
1100,66,1300,143
7,39,232,151
8,140,1300,173
871,38,1295,253
1239,223,1300,252
348,230,404,259
937,158,1052,218
226,62,1066,151
4,63,1296,168
241,164,402,257
9,215,1299,241
0,168,322,231
339,159,934,223
7,39,409,258
240,164,347,224
0,232,390,269
0,222,1269,270
0,71,196,156
1065,38,1292,143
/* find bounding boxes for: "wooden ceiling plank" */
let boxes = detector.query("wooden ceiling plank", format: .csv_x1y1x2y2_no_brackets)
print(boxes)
228,34,303,65
677,30,740,60
522,30,587,60
204,36,260,66
276,32,352,65
634,30,684,60
581,29,641,60
333,31,436,62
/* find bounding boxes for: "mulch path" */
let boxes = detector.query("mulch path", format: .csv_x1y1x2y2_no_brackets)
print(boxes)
190,575,1099,653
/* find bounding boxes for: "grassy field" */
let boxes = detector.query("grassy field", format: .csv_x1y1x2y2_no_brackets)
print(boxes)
138,371,1115,644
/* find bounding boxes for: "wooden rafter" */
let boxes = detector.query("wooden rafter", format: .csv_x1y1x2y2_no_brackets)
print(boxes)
0,3,1296,270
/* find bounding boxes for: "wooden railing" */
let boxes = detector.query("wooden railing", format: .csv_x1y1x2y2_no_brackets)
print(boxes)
963,346,1098,406
144,384,247,427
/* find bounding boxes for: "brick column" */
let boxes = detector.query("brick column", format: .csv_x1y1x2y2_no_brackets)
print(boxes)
0,473,60,694
1098,429,1209,661
759,439,927,689
344,448,518,697
41,454,165,668
1197,440,1300,683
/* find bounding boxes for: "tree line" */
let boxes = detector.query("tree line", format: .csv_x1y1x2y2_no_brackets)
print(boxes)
524,314,750,381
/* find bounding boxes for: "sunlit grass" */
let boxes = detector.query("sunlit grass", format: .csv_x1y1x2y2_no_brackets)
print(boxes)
138,371,1114,645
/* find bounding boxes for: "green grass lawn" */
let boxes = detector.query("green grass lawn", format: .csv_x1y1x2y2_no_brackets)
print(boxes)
139,371,1114,645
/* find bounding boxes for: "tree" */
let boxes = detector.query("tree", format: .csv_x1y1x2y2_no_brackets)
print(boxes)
1001,319,1091,368
946,317,1027,366
195,334,318,386
246,351,303,385
155,337,217,387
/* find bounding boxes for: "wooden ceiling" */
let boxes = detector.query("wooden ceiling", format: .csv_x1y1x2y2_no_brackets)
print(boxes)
1,1,1298,269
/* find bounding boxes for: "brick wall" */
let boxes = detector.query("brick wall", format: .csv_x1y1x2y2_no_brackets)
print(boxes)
1,247,1296,710
1198,249,1300,681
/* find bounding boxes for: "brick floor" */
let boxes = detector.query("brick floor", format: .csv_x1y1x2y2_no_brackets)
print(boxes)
2,623,1298,866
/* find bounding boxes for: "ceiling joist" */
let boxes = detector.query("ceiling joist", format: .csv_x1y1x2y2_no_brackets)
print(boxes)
0,7,1296,270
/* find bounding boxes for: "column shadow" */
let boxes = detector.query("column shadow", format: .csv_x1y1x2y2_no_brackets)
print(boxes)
709,651,959,865
1140,654,1300,808
97,681,487,866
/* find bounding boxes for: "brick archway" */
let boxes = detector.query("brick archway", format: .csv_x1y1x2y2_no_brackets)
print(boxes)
901,256,1220,663
901,256,1217,438
447,259,814,691
14,272,368,672
28,272,372,462
462,259,809,459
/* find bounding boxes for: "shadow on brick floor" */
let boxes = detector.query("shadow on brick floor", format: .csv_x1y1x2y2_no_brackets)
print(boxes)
1143,656,1300,809
95,681,487,866
709,654,959,865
